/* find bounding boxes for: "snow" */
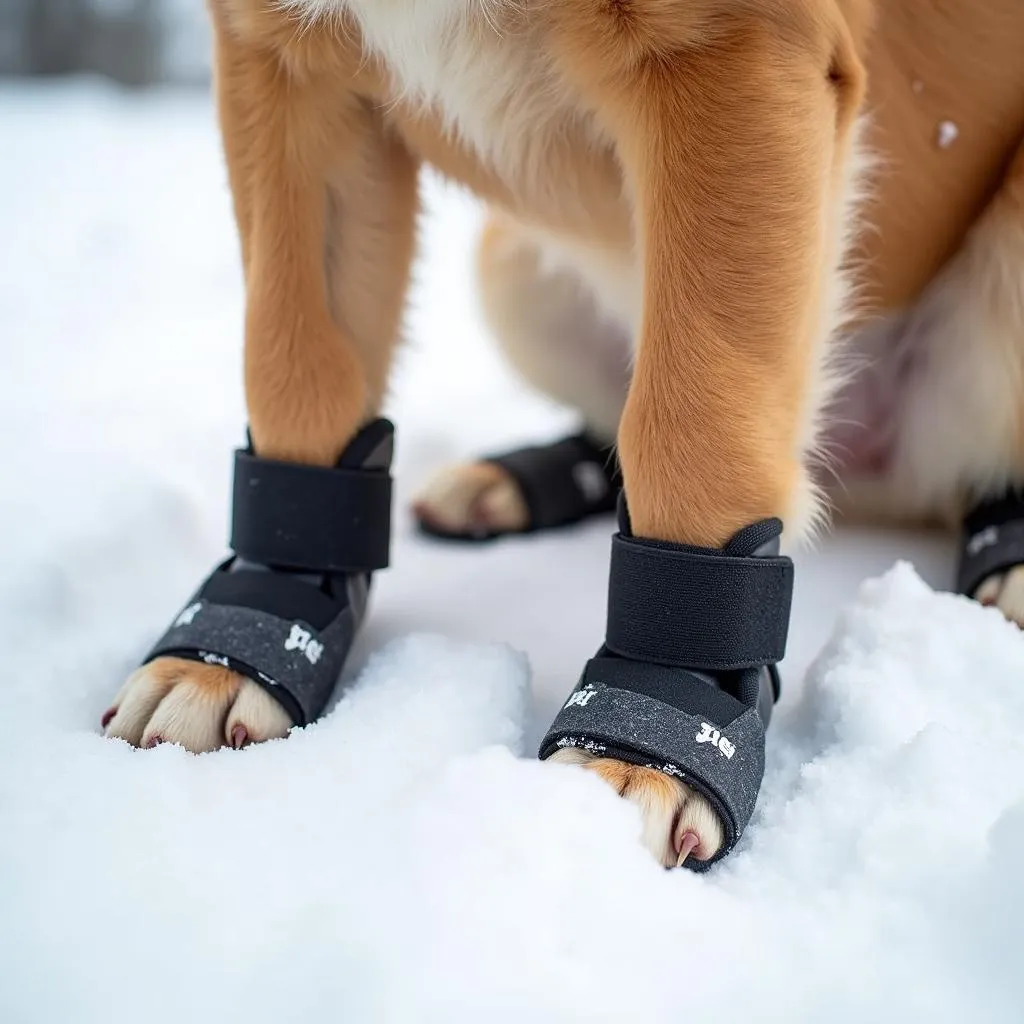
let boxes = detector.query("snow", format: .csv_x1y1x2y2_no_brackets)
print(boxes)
1,83,1022,1023
937,120,959,149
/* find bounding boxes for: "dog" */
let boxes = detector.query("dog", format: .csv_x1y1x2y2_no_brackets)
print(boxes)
101,0,1024,869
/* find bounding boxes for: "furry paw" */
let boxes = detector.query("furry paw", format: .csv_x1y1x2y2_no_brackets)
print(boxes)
549,748,724,867
412,461,529,537
975,564,1024,627
102,657,291,753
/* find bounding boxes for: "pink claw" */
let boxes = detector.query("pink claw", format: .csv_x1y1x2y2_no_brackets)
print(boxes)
100,707,118,730
230,725,249,750
143,734,165,749
676,831,701,867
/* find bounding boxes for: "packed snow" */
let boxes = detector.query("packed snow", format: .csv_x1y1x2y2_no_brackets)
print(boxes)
1,84,1022,1023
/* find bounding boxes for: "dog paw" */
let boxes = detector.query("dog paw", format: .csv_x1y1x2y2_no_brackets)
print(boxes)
102,657,292,753
549,748,724,867
975,565,1024,628
412,461,529,537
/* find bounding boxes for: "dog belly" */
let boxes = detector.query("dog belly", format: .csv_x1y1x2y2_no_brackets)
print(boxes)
824,314,922,477
823,232,1024,526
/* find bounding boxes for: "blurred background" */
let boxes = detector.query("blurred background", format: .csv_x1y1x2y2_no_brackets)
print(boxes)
0,0,209,86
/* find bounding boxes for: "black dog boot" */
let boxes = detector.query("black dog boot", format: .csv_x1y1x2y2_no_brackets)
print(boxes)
417,431,621,542
540,499,794,870
143,419,394,727
958,487,1024,608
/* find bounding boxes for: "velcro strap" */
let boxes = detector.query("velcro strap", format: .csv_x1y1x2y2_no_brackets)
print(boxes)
605,532,793,670
958,488,1024,597
231,451,391,572
488,433,619,530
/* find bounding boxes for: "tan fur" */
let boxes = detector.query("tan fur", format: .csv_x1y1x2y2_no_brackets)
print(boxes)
476,215,630,443
104,658,290,752
413,461,529,537
107,0,1024,865
548,748,724,866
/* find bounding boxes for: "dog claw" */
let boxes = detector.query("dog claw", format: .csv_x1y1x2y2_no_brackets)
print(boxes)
676,830,700,867
100,707,118,730
230,725,248,750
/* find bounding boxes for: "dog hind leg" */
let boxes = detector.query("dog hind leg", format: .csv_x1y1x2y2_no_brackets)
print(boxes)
412,213,631,537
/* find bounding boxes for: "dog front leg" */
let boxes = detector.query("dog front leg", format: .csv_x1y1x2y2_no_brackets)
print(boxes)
544,2,868,866
102,18,418,752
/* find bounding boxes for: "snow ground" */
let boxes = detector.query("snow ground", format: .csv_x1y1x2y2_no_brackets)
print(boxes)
1,84,1022,1023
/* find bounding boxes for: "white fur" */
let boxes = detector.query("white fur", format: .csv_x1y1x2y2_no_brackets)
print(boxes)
286,0,570,178
894,206,1024,507
528,226,641,337
480,221,632,438
788,118,875,547
839,185,1024,522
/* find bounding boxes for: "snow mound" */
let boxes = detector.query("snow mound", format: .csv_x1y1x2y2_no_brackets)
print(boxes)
2,566,1022,1023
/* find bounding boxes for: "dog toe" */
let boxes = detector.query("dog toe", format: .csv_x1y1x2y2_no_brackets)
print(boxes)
224,680,292,749
412,462,529,536
975,565,1024,627
549,749,725,867
103,663,180,747
104,657,288,754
